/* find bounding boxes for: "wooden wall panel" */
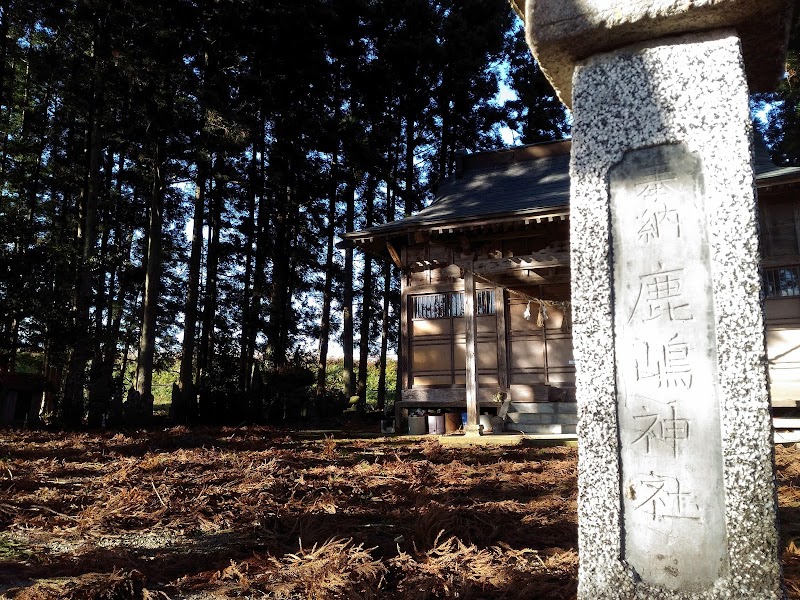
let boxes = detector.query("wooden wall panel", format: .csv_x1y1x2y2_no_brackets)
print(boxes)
412,375,452,387
510,338,545,370
454,337,496,368
412,344,452,372
546,372,576,385
478,374,500,386
477,342,498,370
763,198,799,257
454,339,466,368
509,303,540,332
412,319,453,337
543,307,565,329
767,327,800,403
546,334,574,366
477,314,496,334
765,298,800,323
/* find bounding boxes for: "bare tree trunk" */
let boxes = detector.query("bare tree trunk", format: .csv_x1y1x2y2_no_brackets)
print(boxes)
357,176,376,413
197,157,223,420
315,152,338,406
176,159,206,422
102,146,132,426
405,115,415,217
244,146,268,399
342,175,355,399
392,114,416,407
0,0,10,106
238,141,258,393
134,138,165,420
63,39,104,426
266,162,293,369
377,161,397,412
86,148,114,428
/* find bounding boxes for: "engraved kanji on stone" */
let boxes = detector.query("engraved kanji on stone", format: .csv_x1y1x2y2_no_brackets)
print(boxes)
632,405,690,457
635,176,681,243
635,334,693,389
631,474,700,522
629,265,694,323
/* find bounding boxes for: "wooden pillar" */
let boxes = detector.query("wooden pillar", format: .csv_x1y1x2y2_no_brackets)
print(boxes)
463,258,481,435
400,247,410,393
495,286,509,392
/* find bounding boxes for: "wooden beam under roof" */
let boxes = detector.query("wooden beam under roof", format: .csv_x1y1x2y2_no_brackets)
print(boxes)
386,242,403,269
407,252,570,282
459,251,570,275
427,210,569,237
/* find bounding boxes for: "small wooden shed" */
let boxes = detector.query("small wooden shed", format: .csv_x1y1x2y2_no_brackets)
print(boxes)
0,371,46,426
342,139,800,433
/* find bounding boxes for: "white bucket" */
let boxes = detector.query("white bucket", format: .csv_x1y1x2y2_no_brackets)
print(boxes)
408,415,427,435
479,414,493,433
427,415,445,434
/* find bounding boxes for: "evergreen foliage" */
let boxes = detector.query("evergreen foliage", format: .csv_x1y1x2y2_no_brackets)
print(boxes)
0,0,564,425
756,11,800,164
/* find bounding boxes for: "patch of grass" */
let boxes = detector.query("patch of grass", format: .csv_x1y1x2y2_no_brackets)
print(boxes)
0,534,33,560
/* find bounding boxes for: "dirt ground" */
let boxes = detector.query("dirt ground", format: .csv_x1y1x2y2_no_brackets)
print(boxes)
0,424,798,599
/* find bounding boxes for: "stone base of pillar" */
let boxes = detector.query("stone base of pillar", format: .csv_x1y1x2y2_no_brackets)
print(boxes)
463,424,482,436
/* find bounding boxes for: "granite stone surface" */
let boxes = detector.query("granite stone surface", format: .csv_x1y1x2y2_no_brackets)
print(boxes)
570,30,783,599
512,0,794,108
610,144,728,590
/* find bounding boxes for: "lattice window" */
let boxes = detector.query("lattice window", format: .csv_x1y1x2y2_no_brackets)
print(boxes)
764,266,800,298
413,290,495,319
476,290,495,315
412,293,450,319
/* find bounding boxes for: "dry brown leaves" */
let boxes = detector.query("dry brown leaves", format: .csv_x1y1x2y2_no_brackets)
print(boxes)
2,427,799,598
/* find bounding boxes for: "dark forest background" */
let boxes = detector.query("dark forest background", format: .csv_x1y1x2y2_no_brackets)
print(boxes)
0,0,797,427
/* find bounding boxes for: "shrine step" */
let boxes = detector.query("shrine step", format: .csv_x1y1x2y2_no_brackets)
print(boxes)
505,422,577,435
505,406,578,426
506,401,577,414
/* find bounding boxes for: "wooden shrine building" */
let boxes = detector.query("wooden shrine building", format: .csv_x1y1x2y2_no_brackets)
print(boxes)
341,139,800,433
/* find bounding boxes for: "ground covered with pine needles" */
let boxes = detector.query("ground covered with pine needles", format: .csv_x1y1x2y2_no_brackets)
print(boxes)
0,425,799,599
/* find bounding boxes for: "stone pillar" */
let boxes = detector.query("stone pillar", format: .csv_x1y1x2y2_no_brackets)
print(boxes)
573,31,782,598
512,1,795,598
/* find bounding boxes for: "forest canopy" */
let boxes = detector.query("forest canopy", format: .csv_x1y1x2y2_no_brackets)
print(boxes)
0,0,569,426
1,0,796,427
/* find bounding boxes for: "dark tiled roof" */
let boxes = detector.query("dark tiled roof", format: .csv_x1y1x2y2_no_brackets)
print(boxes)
754,136,800,182
404,151,570,222
344,139,800,244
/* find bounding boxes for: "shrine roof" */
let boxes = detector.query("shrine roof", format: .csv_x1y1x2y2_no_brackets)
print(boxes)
342,137,800,249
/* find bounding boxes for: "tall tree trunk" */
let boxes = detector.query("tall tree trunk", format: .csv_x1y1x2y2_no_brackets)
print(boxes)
244,140,268,406
393,114,416,409
86,148,114,428
177,40,209,422
266,155,293,370
438,88,450,183
377,160,397,412
405,115,415,217
134,138,166,420
0,0,10,106
197,157,223,420
102,146,131,426
62,43,104,426
238,141,258,393
342,175,355,399
315,151,338,406
357,176,376,413
177,159,206,422
377,265,392,412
